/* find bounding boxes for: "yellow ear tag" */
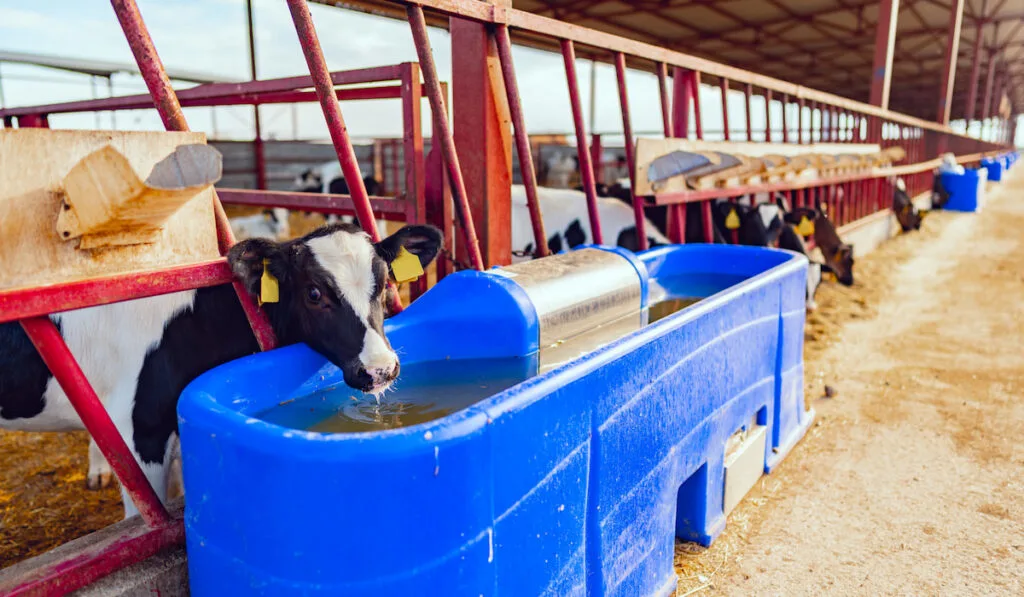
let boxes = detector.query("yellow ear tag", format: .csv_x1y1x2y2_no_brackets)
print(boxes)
796,216,815,237
259,258,279,305
823,270,837,283
725,209,741,230
390,246,424,284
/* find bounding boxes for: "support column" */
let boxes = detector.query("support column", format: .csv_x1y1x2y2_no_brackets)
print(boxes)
869,0,900,109
981,50,997,120
245,0,266,190
936,0,965,124
451,9,512,267
964,19,984,122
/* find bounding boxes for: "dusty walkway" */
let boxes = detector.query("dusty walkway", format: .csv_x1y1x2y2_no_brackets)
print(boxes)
676,171,1024,595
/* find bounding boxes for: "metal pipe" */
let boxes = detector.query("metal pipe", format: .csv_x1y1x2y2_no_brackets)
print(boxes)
407,5,485,269
110,0,277,350
744,83,753,141
765,89,773,143
494,24,548,258
869,0,900,109
285,0,379,242
690,70,703,140
781,94,789,143
797,96,804,144
614,52,646,251
936,0,965,124
110,0,188,131
656,62,672,137
720,78,730,141
562,40,603,245
20,317,171,527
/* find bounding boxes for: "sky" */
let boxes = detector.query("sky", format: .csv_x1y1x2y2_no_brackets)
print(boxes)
0,0,1018,146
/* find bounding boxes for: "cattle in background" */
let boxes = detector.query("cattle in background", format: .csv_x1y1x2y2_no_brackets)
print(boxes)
230,207,292,241
0,224,442,514
893,178,927,232
511,185,670,260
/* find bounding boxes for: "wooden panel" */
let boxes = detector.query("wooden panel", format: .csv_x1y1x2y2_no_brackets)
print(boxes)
0,129,220,291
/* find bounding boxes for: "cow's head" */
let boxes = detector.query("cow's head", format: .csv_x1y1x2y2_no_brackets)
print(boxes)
822,243,855,286
229,224,442,394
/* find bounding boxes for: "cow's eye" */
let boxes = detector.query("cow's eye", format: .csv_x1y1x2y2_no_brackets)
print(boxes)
307,287,322,303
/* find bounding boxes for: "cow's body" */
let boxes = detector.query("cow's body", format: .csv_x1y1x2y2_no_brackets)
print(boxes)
510,185,670,260
0,224,442,514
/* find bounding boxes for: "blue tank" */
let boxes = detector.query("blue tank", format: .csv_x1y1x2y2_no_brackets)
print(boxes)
178,244,812,597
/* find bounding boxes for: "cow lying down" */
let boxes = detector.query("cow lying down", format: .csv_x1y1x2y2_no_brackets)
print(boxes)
0,224,443,515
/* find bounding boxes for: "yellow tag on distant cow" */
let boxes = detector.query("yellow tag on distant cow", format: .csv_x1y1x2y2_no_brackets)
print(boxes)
796,216,815,237
725,209,741,230
260,258,279,305
390,246,424,284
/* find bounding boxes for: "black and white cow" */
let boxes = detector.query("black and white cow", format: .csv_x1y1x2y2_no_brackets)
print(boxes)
0,224,442,515
510,184,670,261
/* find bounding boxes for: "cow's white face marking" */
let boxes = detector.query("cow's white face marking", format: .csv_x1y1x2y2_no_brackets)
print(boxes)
306,230,398,392
757,204,781,229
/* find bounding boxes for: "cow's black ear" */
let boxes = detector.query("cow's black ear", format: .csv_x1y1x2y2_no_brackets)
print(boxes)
375,225,442,267
228,238,287,297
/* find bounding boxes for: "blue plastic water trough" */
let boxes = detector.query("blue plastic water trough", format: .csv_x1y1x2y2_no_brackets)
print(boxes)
980,156,1003,182
941,166,988,212
178,244,812,597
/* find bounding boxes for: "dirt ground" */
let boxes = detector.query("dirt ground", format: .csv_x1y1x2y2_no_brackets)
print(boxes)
675,171,1024,595
3,179,1022,586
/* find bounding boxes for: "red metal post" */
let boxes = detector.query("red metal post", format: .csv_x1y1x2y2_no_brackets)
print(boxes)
744,83,753,141
400,62,428,298
869,0,900,109
937,0,966,125
285,0,404,313
286,0,377,241
690,70,703,141
982,48,998,120
614,52,646,250
674,67,692,140
797,97,804,144
719,78,730,141
494,24,548,257
590,134,603,184
668,67,690,243
765,89,773,143
781,94,789,143
562,40,603,244
450,15,512,267
110,0,187,131
657,62,672,137
407,6,484,270
20,317,171,527
111,0,276,350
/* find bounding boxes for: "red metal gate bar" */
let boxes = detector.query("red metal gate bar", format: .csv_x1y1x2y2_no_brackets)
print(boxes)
667,66,690,244
111,0,276,352
781,94,789,143
720,78,730,141
765,89,772,143
561,40,603,245
744,83,753,141
407,5,484,270
797,97,804,144
284,0,404,312
494,24,549,258
613,52,646,251
656,62,672,137
686,71,713,244
19,317,172,527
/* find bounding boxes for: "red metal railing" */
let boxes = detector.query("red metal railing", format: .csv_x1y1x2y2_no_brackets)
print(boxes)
0,1,1014,594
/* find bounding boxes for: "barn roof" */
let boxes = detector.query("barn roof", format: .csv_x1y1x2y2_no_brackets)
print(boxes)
315,0,1022,123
